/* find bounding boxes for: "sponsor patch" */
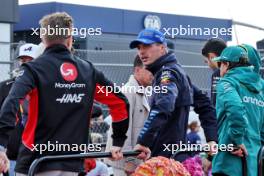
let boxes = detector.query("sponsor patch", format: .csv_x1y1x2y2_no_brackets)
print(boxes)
160,70,172,84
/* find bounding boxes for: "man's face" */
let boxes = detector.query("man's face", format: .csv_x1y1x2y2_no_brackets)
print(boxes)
220,62,229,77
134,66,154,87
137,43,165,66
204,52,219,69
19,56,33,65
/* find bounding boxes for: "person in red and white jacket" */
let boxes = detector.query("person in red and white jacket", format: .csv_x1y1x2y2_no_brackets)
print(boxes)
0,12,150,176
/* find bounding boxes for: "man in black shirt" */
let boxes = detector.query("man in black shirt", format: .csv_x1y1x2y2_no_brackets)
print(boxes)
0,12,148,176
201,38,227,106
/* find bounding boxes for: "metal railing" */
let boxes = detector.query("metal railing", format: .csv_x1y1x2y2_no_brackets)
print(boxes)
28,151,140,176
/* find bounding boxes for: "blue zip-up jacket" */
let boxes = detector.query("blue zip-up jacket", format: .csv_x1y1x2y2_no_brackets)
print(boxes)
137,51,217,160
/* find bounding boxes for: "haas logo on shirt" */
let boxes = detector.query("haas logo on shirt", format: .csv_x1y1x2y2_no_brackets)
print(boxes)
56,93,85,103
60,62,78,81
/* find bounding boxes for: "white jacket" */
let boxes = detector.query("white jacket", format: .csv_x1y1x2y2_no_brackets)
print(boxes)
105,75,150,169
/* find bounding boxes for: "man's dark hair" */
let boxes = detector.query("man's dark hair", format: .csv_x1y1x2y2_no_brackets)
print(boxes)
202,38,227,57
133,55,143,68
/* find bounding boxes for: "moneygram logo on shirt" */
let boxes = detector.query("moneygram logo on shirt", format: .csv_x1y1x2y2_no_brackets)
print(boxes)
54,82,86,89
60,62,78,81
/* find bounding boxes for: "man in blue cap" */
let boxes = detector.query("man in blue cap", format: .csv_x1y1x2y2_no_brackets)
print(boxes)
131,28,217,160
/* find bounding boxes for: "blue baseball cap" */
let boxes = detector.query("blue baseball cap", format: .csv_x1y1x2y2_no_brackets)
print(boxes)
129,28,166,49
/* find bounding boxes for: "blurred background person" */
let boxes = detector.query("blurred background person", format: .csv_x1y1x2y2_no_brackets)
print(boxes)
105,55,153,175
0,43,42,107
90,104,109,144
187,121,201,145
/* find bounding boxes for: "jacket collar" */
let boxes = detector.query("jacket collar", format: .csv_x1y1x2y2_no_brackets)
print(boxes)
146,51,177,75
44,44,71,55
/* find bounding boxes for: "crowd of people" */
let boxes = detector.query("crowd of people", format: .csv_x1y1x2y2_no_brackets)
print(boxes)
0,11,263,176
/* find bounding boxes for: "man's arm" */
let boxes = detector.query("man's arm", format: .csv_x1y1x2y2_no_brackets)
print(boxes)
192,84,218,142
94,69,129,148
0,66,35,172
218,81,248,146
0,79,14,108
0,82,7,108
0,66,35,148
137,69,178,147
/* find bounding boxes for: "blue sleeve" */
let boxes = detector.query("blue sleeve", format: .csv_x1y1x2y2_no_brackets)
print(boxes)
192,84,218,142
0,66,36,147
137,69,178,147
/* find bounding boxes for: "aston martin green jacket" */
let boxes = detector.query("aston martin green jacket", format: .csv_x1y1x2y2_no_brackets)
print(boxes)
212,66,264,176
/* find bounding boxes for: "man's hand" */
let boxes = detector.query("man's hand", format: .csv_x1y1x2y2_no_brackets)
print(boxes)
134,144,151,161
0,151,9,173
110,146,123,161
202,158,212,175
207,141,217,155
231,144,248,157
